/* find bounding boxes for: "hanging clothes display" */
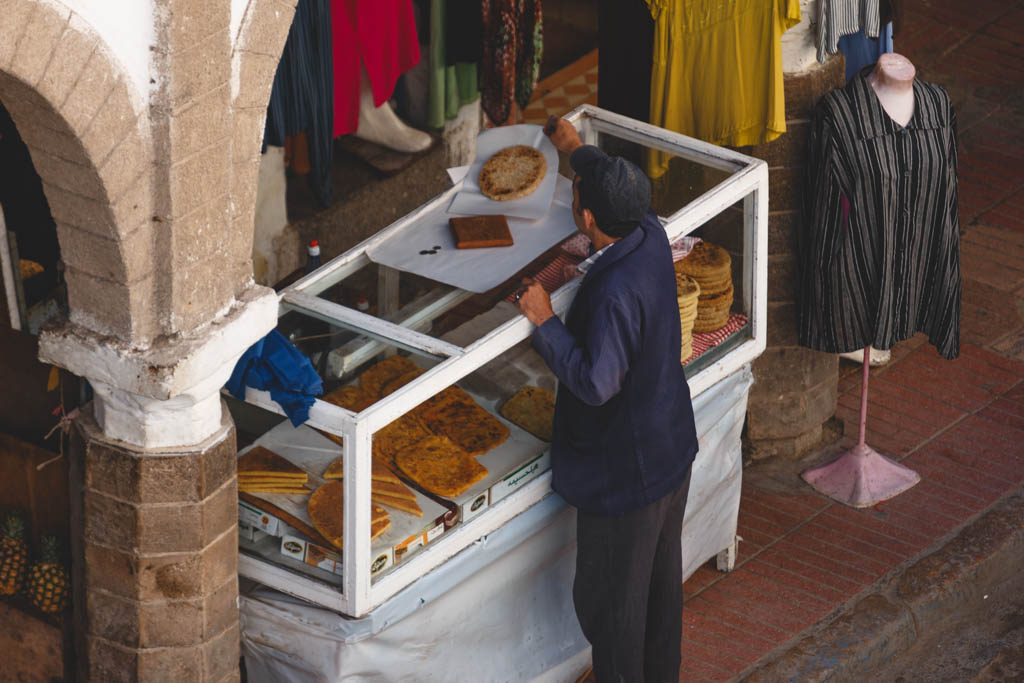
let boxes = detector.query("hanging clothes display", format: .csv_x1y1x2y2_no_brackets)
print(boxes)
799,69,961,360
838,23,893,82
646,0,800,173
480,0,543,126
427,0,481,128
816,0,880,62
264,0,334,208
837,1,901,82
445,0,484,64
332,0,422,138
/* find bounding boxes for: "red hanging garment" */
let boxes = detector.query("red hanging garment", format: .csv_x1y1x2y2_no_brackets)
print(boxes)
332,0,422,137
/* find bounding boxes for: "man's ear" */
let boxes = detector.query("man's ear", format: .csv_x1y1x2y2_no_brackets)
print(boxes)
582,207,597,232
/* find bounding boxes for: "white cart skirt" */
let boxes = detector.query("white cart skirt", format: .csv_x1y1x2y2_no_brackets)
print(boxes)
240,365,753,683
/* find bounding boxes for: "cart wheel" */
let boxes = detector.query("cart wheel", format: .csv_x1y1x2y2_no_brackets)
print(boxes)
716,536,738,573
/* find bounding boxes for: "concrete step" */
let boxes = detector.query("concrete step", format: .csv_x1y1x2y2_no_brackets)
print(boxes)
742,491,1024,681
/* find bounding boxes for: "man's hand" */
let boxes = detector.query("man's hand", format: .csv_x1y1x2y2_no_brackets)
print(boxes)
516,277,555,327
544,115,583,155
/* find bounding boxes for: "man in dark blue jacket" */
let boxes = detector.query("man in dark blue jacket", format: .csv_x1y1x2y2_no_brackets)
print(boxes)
517,117,699,682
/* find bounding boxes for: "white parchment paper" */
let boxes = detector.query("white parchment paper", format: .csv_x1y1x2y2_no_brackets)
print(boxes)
447,124,559,220
368,175,576,293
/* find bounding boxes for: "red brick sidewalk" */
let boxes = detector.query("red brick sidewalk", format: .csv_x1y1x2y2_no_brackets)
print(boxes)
672,0,1024,680
677,340,1023,681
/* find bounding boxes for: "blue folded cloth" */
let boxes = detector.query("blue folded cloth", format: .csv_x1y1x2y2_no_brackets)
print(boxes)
225,330,323,426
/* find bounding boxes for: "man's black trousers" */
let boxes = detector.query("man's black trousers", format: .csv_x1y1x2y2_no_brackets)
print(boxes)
573,466,693,683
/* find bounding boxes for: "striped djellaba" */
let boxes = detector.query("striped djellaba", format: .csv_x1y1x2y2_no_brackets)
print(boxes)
798,67,961,360
816,0,881,62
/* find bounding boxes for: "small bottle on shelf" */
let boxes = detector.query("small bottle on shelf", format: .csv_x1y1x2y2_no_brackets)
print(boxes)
305,240,322,274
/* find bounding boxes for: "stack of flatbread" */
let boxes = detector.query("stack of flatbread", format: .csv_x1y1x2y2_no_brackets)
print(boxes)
415,385,510,457
322,384,374,413
237,446,310,495
322,456,423,517
500,386,555,441
394,435,488,498
308,480,391,548
676,274,701,362
318,356,509,502
394,384,506,498
675,241,733,333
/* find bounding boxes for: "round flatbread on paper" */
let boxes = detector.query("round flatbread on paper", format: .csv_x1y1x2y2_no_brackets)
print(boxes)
479,145,547,201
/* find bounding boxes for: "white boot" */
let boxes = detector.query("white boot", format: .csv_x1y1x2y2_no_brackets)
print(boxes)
839,347,892,366
355,67,432,153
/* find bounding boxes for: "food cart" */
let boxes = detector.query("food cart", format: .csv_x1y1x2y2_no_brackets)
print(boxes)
229,105,767,681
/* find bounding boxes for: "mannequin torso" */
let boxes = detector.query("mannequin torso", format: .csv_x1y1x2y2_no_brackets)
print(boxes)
866,53,916,127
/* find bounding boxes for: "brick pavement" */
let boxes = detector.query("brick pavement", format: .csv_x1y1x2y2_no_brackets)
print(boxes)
563,1,1024,680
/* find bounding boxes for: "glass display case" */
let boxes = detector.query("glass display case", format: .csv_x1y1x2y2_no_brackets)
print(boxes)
230,105,767,617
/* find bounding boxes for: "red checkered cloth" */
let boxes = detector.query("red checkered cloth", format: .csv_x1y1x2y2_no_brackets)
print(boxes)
504,253,583,302
683,313,749,366
559,233,591,258
561,234,701,263
671,236,702,262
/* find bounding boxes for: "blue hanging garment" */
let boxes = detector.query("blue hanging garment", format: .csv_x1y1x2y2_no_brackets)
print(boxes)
839,22,895,83
226,330,323,426
264,0,334,207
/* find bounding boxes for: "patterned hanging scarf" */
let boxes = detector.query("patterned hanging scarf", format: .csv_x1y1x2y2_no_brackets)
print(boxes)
481,0,543,125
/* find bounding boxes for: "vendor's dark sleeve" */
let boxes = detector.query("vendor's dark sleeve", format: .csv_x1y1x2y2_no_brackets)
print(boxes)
531,298,634,406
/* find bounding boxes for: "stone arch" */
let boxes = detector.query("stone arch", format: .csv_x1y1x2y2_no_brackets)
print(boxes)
0,1,159,345
226,0,298,286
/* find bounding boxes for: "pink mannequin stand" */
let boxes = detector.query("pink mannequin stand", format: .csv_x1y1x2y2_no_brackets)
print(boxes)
802,346,920,507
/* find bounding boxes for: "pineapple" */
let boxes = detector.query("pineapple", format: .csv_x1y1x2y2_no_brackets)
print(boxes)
0,511,29,595
27,536,69,614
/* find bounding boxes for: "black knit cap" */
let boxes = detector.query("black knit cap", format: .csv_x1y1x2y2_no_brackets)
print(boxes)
569,145,652,237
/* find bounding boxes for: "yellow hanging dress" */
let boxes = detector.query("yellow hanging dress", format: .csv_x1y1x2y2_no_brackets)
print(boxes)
647,0,801,176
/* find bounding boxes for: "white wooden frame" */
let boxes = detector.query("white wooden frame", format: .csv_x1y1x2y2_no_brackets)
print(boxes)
238,105,768,617
0,205,23,331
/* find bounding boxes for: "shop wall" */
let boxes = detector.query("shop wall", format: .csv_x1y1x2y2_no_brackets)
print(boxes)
55,0,154,110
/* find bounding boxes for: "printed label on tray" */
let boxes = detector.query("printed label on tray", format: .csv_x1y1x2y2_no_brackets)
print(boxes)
425,523,445,543
239,502,280,535
461,491,490,523
490,451,550,504
305,543,338,573
280,536,306,561
395,533,424,562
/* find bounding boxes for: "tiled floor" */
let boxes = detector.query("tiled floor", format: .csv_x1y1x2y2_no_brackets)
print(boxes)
558,0,1024,680
522,50,598,125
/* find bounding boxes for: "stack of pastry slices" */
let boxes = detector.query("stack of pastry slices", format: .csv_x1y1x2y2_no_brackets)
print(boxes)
675,241,733,333
237,446,310,495
322,455,423,517
317,356,508,503
308,480,392,545
676,274,701,362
